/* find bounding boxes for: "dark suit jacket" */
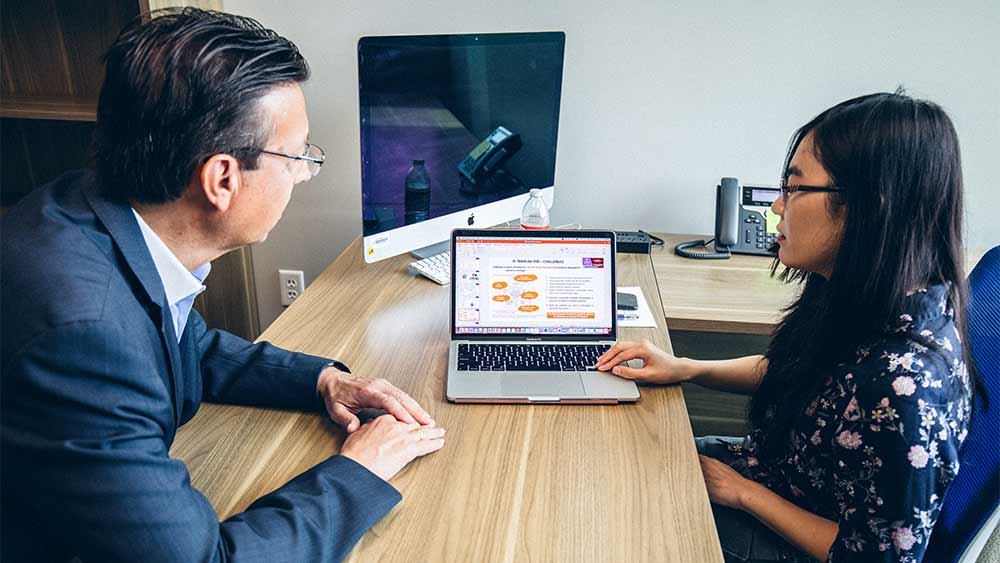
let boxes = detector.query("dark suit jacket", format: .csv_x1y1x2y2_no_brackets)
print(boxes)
1,171,401,562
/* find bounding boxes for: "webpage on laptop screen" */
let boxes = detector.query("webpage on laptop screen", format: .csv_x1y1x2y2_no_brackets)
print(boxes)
454,236,613,335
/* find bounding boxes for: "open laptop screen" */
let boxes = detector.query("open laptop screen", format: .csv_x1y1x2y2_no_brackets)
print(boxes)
452,232,614,336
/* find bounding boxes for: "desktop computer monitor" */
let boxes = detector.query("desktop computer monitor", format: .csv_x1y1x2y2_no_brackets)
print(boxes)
358,31,565,263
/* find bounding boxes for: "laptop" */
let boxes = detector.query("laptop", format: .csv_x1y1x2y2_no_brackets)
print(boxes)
447,229,640,403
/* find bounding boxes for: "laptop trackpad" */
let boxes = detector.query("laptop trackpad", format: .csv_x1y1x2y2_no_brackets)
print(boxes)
500,373,584,398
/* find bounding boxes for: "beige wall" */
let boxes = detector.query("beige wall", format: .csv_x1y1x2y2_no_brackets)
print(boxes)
224,0,1000,329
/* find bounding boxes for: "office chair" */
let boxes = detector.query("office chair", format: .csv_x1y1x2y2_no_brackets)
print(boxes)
926,246,1000,563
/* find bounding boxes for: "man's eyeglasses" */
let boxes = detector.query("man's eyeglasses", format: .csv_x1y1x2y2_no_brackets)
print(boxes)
779,183,847,204
261,143,325,179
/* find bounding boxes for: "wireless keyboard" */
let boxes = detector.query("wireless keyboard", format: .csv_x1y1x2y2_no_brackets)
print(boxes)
408,252,450,285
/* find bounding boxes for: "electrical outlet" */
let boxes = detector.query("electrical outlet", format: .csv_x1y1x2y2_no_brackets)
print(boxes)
279,269,305,307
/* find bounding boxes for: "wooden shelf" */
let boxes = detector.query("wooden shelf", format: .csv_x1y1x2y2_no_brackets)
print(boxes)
0,96,98,121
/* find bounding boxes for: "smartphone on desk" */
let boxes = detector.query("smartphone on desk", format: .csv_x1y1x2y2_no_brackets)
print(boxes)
617,292,638,310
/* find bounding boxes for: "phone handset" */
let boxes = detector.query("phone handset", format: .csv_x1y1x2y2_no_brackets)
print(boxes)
674,177,740,259
714,177,741,250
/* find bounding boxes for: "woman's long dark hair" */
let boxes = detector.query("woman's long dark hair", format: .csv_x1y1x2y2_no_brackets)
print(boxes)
749,91,975,461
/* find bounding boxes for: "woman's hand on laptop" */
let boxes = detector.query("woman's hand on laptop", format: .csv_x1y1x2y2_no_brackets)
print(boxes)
318,366,435,432
595,339,697,385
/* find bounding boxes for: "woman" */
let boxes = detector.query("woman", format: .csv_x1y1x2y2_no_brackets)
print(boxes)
597,92,974,562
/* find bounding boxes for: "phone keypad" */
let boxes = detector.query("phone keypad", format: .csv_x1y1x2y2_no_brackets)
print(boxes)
741,213,777,252
753,224,777,248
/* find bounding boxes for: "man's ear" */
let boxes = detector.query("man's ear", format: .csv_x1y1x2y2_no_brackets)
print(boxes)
199,154,242,212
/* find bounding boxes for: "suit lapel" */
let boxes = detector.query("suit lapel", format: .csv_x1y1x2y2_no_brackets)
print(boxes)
82,177,184,426
159,308,185,432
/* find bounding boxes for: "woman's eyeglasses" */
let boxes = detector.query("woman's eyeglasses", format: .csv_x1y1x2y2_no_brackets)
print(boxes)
779,183,847,204
261,143,325,179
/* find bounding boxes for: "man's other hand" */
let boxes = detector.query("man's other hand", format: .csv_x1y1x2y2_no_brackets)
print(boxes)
317,367,435,432
340,415,446,481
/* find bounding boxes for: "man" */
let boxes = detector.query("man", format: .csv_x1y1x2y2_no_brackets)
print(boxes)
1,9,445,562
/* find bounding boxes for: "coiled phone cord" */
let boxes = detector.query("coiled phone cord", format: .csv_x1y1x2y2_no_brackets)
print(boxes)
674,237,732,259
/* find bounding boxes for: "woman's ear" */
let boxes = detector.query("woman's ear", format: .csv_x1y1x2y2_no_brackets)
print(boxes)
199,154,241,212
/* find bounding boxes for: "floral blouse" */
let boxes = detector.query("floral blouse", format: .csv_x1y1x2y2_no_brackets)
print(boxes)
732,284,972,562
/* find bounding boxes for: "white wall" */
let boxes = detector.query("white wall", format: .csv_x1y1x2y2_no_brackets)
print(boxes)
225,0,1000,329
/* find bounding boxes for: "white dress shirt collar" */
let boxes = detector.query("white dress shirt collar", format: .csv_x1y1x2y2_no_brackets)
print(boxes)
131,209,210,339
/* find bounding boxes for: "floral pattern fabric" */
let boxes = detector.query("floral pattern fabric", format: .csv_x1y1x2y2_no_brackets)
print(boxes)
733,284,972,562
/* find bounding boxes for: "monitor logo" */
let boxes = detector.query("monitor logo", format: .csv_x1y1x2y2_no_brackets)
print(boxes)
467,213,475,226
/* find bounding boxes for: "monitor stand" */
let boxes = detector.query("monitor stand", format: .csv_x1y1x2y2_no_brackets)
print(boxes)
410,240,449,260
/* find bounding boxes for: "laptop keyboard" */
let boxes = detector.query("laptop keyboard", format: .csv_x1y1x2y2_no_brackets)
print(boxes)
456,343,611,372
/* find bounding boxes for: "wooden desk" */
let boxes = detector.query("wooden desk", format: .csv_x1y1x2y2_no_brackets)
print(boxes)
650,233,989,335
171,237,724,562
649,233,793,335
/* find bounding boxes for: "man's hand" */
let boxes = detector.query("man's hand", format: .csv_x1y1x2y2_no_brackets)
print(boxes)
317,367,434,432
340,415,446,482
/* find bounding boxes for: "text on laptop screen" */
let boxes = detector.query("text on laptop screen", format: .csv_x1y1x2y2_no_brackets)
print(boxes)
454,236,613,335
